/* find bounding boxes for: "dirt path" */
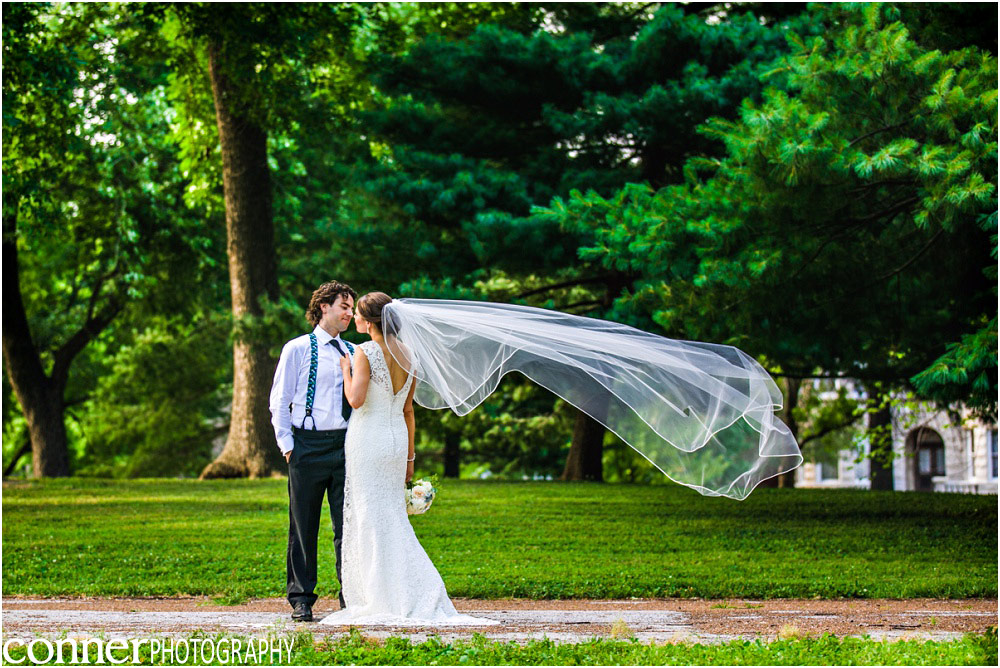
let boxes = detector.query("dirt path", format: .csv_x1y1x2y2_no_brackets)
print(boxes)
2,597,995,644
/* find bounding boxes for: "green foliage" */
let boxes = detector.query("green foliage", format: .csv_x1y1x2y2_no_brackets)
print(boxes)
3,479,995,600
340,4,822,472
167,3,368,131
360,3,817,287
7,6,150,324
544,3,998,418
2,3,84,221
2,3,228,475
298,629,999,666
4,3,994,481
415,378,574,480
792,380,865,467
912,314,998,420
77,317,231,478
6,3,213,308
315,630,999,666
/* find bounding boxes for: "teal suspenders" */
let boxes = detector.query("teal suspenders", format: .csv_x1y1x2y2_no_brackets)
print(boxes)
299,334,354,430
300,333,319,430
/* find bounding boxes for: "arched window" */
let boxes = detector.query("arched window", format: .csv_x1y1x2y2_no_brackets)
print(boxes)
908,427,945,492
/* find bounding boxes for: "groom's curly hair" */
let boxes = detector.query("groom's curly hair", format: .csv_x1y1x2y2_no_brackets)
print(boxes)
306,281,357,327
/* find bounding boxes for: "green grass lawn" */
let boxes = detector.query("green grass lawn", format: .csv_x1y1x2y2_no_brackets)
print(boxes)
1,479,996,600
2,630,997,666
303,630,1000,666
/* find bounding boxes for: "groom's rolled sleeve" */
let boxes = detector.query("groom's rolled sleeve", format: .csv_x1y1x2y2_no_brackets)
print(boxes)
269,341,298,456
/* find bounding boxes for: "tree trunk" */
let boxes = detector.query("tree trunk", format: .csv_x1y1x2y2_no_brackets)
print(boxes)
443,430,461,478
560,410,605,481
777,377,801,488
640,142,670,189
756,377,803,489
868,392,894,491
200,41,283,479
560,276,633,482
2,223,71,477
3,436,32,478
27,388,69,478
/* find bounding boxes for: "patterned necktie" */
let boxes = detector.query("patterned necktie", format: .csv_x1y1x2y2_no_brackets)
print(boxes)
329,339,352,422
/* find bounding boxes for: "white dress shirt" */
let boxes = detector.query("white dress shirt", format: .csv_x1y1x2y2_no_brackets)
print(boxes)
269,325,351,455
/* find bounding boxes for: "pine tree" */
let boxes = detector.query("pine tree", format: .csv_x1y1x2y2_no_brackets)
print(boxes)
356,3,819,479
542,3,998,487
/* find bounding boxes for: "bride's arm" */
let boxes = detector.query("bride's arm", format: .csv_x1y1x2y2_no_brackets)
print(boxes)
340,349,371,409
403,379,416,483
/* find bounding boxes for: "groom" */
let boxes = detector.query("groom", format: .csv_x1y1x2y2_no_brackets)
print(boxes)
269,281,357,622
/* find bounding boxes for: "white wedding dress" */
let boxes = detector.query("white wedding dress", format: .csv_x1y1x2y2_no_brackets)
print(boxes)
319,341,494,627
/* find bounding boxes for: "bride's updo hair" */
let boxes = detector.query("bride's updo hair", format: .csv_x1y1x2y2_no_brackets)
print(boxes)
357,291,393,332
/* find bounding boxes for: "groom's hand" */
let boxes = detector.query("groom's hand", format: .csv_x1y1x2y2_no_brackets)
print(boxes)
284,451,291,463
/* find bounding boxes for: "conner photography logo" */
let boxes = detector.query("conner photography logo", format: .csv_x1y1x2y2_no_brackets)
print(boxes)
1,635,294,665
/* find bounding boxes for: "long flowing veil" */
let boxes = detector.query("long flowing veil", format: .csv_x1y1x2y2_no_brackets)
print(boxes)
381,299,802,500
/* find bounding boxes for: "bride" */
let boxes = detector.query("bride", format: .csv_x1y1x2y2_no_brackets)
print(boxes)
318,291,493,626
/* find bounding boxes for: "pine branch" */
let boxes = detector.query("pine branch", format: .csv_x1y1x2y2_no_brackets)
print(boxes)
785,234,843,284
847,114,919,147
848,178,919,193
787,195,926,285
844,195,920,226
516,275,615,299
562,299,603,311
873,229,944,282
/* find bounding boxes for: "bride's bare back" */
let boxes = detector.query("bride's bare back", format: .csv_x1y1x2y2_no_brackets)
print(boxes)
376,341,410,395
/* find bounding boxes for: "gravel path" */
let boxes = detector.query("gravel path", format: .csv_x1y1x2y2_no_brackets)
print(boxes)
2,597,995,644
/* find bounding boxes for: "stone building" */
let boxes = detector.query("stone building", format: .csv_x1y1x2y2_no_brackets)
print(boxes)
794,380,998,494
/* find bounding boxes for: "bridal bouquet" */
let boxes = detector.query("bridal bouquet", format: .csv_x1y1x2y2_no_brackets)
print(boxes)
405,478,437,515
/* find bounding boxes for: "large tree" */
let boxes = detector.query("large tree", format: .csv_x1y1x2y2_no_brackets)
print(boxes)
203,27,281,479
2,4,196,476
163,4,369,478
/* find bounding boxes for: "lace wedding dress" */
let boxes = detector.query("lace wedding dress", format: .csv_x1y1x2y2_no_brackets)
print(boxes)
319,341,494,627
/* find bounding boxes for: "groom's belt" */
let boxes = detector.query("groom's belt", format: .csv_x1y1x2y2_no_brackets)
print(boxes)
291,426,347,440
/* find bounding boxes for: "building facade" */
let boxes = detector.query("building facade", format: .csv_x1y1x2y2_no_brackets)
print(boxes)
794,381,998,494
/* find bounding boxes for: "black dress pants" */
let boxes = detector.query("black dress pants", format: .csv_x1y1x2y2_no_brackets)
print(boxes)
286,426,346,608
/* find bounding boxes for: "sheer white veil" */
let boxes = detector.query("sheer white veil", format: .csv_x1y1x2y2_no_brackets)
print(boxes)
381,298,802,500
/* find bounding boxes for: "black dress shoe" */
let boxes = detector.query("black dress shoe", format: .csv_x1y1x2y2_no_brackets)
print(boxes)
291,602,313,622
